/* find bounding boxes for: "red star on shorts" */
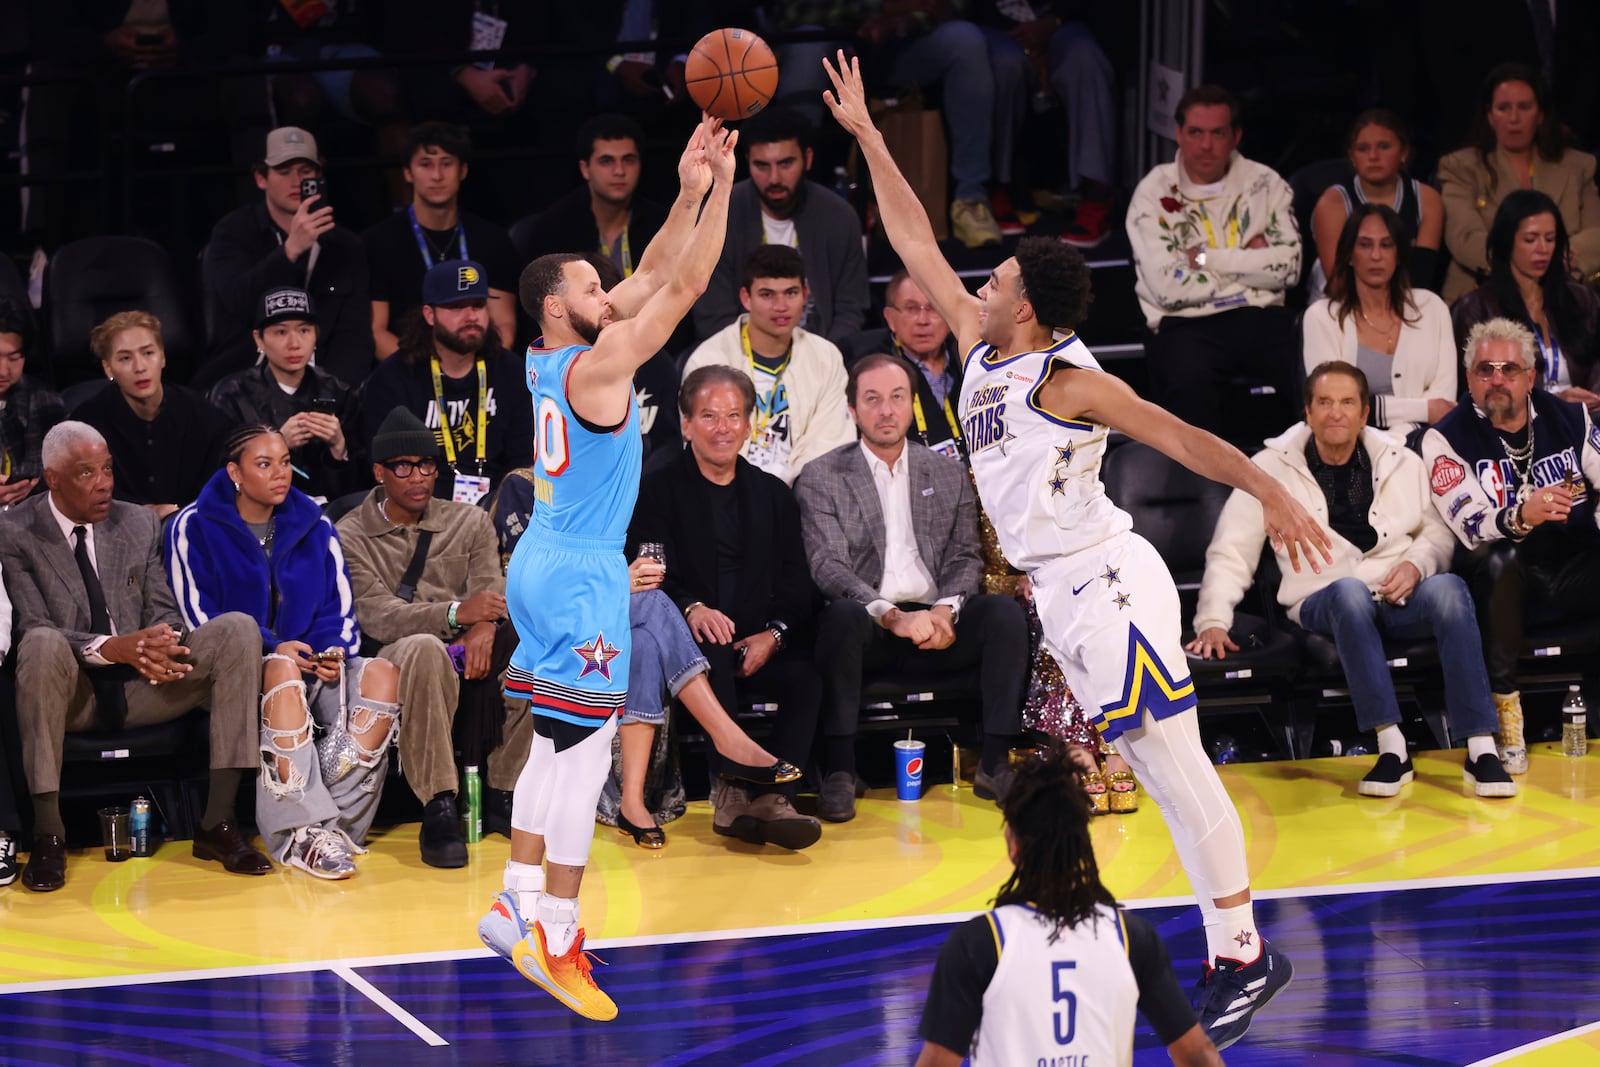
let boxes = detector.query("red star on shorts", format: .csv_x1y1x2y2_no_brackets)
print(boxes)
572,632,621,681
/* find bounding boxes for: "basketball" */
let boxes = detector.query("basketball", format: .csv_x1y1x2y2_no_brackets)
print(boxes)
684,28,779,121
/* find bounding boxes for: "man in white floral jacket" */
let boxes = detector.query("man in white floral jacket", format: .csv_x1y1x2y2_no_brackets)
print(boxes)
1126,84,1302,441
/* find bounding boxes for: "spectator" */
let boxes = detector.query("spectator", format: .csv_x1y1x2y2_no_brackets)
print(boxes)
514,115,670,284
493,470,803,849
631,366,823,851
0,562,16,886
362,260,534,505
1438,63,1600,302
0,422,269,892
765,8,1007,247
691,107,869,345
1302,204,1457,444
383,0,538,123
683,246,856,485
207,288,362,502
1309,109,1444,296
978,3,1119,247
1190,362,1512,799
1422,318,1600,776
337,407,535,866
72,311,231,520
1450,189,1600,412
364,122,520,359
847,270,965,460
0,300,65,507
1126,84,1302,438
202,126,374,387
166,425,402,878
795,354,1029,820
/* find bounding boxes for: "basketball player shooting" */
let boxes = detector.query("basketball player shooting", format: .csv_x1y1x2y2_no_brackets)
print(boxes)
477,114,739,1022
824,54,1331,1049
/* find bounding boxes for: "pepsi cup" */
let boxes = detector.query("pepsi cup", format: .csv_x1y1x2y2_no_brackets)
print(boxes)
895,739,926,802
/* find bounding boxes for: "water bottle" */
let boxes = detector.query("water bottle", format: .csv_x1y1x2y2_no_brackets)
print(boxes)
1562,686,1588,758
130,796,152,857
1210,735,1238,765
463,765,483,843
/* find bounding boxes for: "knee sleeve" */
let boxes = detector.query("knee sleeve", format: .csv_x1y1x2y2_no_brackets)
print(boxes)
513,727,557,836
1117,710,1249,901
541,717,620,868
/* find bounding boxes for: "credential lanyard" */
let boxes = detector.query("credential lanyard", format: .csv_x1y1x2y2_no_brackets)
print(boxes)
409,205,468,268
1533,324,1562,386
895,339,962,444
429,356,488,474
741,321,791,440
599,220,633,278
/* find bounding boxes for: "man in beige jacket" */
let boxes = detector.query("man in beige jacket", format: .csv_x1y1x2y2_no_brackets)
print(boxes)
337,407,534,866
1188,362,1513,799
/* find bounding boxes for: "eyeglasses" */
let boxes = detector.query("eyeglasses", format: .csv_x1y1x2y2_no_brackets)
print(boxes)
889,302,939,319
379,458,440,478
1471,361,1529,381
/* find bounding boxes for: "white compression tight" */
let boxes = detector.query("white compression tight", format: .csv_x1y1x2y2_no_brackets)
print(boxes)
511,714,619,868
1114,708,1250,933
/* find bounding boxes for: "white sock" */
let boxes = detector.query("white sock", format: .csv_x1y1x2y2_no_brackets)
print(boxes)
1376,724,1407,759
1467,735,1497,761
535,894,581,956
1209,901,1261,965
504,860,544,921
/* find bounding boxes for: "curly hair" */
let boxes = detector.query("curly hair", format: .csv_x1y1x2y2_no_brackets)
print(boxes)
1015,237,1091,332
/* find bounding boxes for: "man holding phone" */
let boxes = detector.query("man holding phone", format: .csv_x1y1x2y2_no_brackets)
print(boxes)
201,127,375,389
208,287,364,502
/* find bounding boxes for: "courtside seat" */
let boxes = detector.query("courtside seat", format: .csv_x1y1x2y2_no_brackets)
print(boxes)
44,235,197,386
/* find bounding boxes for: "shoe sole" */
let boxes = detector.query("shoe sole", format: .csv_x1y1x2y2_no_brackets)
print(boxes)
511,937,618,1021
192,845,272,875
420,847,468,869
1463,771,1518,797
1358,770,1413,797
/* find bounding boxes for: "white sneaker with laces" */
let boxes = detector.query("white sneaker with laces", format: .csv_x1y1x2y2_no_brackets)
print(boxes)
288,826,358,879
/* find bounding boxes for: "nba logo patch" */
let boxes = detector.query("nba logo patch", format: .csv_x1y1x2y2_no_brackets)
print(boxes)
458,265,480,290
1430,456,1465,496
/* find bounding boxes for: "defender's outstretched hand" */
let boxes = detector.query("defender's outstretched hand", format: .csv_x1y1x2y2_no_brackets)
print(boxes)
822,52,875,139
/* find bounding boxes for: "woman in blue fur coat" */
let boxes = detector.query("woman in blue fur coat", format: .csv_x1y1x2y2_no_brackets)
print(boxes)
166,424,402,879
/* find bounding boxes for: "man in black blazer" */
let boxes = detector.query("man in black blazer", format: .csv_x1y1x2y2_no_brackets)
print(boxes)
794,354,1028,821
630,366,822,851
0,422,269,892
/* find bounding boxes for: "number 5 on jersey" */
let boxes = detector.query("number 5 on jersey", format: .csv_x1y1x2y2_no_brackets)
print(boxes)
1052,960,1077,1044
538,397,570,476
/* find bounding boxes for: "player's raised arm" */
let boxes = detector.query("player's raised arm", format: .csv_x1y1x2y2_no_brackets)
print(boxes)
607,114,719,319
1042,365,1333,574
822,52,979,350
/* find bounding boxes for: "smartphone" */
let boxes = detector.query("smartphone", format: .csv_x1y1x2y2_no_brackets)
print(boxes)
309,649,346,663
299,176,328,208
309,397,339,414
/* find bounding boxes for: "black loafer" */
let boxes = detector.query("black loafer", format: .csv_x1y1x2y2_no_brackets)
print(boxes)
192,820,272,875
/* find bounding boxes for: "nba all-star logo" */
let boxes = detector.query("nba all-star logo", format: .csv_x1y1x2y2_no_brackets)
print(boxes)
572,633,621,680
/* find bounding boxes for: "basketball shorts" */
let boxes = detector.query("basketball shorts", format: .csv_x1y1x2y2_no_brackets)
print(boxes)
1031,530,1198,743
504,529,629,750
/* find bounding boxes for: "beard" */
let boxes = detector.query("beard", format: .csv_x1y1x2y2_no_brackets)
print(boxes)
1482,388,1518,422
757,183,797,218
433,320,486,357
568,306,603,345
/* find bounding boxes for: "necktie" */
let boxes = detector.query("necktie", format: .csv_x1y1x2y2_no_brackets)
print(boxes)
73,525,128,731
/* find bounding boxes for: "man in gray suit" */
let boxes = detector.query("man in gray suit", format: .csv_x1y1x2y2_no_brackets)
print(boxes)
794,354,1029,821
0,422,269,892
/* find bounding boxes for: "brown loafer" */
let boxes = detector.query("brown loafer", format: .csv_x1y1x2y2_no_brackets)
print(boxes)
192,819,272,875
22,833,67,892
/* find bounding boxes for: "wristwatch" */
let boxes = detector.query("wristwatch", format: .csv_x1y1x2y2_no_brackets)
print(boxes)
1194,248,1208,269
766,619,788,650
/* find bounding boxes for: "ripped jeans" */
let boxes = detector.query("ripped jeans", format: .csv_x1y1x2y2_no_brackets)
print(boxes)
255,654,401,862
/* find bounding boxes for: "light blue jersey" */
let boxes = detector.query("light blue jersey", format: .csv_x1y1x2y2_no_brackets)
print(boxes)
504,343,641,728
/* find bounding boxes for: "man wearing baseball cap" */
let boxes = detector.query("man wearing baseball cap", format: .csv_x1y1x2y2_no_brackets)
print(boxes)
201,126,374,389
208,287,362,502
362,259,532,506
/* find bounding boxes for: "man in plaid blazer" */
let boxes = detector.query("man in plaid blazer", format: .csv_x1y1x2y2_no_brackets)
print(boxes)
794,354,1028,822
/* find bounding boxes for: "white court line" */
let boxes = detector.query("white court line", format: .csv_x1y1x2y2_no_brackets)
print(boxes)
332,965,449,1047
1464,1019,1600,1065
5,865,1599,996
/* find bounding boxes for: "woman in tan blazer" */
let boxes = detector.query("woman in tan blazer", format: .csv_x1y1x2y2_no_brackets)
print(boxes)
1438,63,1600,302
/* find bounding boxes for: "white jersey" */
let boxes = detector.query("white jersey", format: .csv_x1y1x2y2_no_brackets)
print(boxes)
958,333,1133,571
974,903,1139,1067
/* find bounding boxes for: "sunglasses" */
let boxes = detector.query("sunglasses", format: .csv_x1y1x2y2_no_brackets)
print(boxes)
379,458,440,478
1470,361,1529,381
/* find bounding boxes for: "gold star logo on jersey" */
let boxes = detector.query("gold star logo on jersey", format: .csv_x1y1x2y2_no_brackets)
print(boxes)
1113,592,1132,610
1048,474,1067,496
1101,566,1121,587
1055,443,1074,466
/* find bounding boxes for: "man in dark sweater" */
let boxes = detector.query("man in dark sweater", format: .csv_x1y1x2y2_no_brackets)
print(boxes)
71,311,231,520
361,260,533,506
200,126,374,388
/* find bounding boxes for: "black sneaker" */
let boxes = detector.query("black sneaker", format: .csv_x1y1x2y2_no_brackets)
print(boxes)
484,787,515,839
1464,752,1517,798
0,833,16,887
1191,940,1293,1050
1357,753,1414,797
420,793,468,868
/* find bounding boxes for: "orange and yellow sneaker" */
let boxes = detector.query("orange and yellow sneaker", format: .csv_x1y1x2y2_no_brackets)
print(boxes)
513,923,618,1021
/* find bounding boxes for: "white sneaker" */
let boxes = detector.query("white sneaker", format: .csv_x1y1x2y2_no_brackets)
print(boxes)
1496,744,1529,776
288,826,357,879
0,833,16,886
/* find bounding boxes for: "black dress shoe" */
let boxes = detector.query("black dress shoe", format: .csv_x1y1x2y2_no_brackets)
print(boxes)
22,833,67,892
717,757,803,786
420,794,468,868
484,787,515,839
192,820,272,875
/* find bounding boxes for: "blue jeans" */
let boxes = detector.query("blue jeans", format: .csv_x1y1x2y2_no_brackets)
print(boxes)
623,590,709,726
778,21,995,200
983,22,1115,189
1298,575,1497,738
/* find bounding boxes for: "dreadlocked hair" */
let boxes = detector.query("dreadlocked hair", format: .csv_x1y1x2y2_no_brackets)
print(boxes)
993,742,1116,942
223,423,284,467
